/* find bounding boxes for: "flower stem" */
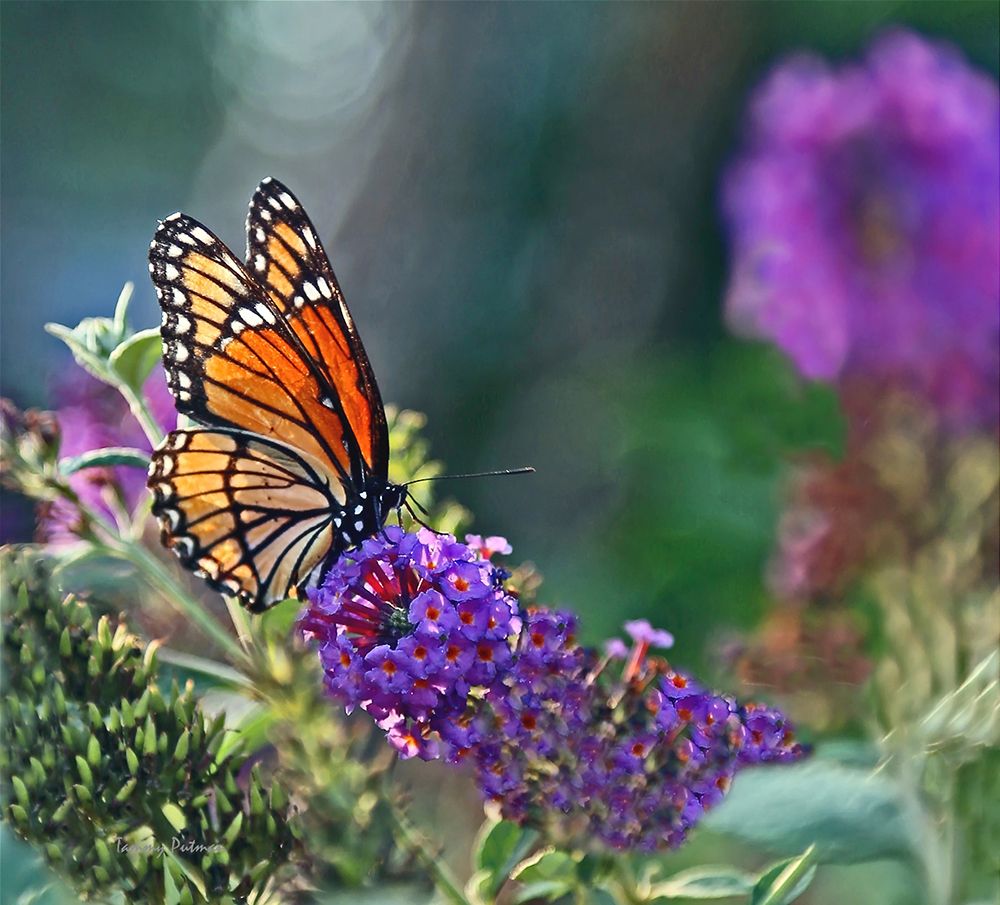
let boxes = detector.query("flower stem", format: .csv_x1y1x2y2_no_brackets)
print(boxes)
118,383,165,450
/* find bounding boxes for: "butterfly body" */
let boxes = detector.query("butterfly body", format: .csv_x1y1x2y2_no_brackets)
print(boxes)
147,178,405,612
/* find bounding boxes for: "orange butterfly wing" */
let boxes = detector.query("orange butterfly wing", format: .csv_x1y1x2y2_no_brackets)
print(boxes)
149,429,339,611
149,211,368,486
245,177,388,477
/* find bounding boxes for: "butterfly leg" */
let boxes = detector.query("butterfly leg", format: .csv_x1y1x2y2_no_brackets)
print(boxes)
403,496,449,537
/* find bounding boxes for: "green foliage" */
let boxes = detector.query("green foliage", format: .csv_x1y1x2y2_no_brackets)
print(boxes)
44,284,162,402
0,548,295,904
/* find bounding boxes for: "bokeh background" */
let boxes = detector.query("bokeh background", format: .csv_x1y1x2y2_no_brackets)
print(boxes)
1,4,998,901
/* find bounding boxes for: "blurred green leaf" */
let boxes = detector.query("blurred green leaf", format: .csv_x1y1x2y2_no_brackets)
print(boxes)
649,865,755,900
59,446,150,475
705,763,929,865
255,596,302,642
750,847,817,905
512,848,577,885
513,880,574,904
474,819,538,898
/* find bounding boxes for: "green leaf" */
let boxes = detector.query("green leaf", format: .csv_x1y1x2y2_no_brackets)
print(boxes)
59,447,151,476
750,847,817,905
704,762,930,865
161,801,187,833
511,848,577,885
474,819,537,897
109,328,163,394
648,865,755,900
513,880,574,904
44,322,115,383
255,596,302,642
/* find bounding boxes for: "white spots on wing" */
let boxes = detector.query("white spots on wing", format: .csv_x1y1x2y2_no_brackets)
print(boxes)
238,306,263,327
320,396,335,410
168,433,187,451
354,520,364,532
191,226,214,245
254,254,266,272
293,295,304,308
160,456,175,476
174,314,192,334
166,509,181,529
177,372,192,389
232,321,245,334
359,491,367,499
260,210,272,221
255,228,265,243
342,530,352,542
279,192,296,209
178,389,192,402
255,303,276,324
178,233,196,246
172,287,186,305
167,244,183,257
173,343,189,363
316,277,332,299
303,281,320,302
165,263,180,280
165,212,182,222
148,262,156,274
262,176,273,185
222,579,241,595
161,311,170,327
333,517,342,527
156,482,174,499
354,504,364,515
220,335,233,350
302,227,317,250
267,196,282,211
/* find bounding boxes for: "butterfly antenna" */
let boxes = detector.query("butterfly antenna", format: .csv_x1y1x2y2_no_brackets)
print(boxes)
403,466,535,488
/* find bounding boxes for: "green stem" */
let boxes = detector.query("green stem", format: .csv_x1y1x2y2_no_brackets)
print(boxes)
118,383,164,449
389,803,472,905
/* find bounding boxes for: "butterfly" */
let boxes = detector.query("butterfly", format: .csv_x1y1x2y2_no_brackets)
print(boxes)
146,178,409,612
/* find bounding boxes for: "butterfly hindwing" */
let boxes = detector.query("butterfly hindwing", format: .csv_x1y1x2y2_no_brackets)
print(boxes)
150,428,347,611
245,177,388,477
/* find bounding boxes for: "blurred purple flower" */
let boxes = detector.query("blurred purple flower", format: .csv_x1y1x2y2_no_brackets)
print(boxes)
723,30,999,429
42,368,176,540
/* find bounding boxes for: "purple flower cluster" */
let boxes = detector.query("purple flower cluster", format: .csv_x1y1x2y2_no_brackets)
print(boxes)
474,611,803,850
299,526,521,759
723,30,999,430
302,529,804,849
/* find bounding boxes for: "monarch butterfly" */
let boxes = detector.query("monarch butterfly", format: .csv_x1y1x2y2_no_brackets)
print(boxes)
146,178,412,612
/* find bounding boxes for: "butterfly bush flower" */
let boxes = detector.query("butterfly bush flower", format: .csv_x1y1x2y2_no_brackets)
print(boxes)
723,30,999,429
302,529,804,848
299,526,521,759
42,369,176,540
471,610,803,851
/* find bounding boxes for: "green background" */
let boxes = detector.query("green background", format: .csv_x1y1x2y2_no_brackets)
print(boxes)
1,2,997,902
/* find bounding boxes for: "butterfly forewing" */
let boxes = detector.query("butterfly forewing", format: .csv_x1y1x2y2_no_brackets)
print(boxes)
245,177,388,477
149,211,366,483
